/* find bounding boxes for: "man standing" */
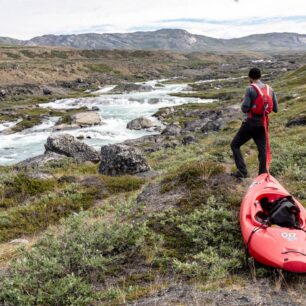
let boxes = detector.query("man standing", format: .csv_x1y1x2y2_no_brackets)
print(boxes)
231,68,278,179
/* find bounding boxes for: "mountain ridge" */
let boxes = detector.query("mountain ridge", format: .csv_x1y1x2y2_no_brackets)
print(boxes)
1,29,306,52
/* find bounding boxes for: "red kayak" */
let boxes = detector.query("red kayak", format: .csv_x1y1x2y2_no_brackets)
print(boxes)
240,174,306,273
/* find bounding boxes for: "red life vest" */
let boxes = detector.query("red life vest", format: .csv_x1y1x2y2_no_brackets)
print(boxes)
248,83,273,118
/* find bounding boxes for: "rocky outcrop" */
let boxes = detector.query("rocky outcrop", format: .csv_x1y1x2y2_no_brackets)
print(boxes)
99,144,150,175
45,134,100,163
111,83,153,94
161,123,181,136
127,117,155,130
123,134,181,153
70,111,101,127
17,152,65,168
27,172,55,180
183,110,222,133
286,115,306,127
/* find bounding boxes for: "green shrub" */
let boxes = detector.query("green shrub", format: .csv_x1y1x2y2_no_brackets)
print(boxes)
101,175,145,193
162,161,225,191
0,215,159,305
86,63,113,73
0,174,56,209
50,50,68,59
150,196,243,280
19,49,36,58
0,184,94,242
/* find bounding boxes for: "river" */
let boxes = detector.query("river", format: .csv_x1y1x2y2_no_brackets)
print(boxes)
0,80,213,165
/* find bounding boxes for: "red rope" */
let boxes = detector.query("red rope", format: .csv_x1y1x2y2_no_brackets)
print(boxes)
263,113,271,181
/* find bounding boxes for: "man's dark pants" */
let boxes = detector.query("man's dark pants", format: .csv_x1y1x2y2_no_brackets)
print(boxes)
231,119,267,176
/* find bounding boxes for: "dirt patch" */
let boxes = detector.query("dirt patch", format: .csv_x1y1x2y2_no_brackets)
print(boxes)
129,281,303,306
137,182,186,213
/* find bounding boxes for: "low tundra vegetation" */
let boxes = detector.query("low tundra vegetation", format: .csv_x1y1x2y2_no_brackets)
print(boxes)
0,65,306,304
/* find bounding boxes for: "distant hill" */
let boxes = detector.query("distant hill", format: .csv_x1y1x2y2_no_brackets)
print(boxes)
1,29,306,52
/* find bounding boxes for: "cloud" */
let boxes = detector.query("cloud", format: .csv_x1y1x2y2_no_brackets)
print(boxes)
0,0,305,39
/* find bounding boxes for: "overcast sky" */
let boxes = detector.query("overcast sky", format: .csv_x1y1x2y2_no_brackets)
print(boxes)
1,0,306,39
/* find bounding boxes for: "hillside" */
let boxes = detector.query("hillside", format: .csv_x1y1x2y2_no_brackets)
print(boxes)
1,29,306,52
0,54,305,304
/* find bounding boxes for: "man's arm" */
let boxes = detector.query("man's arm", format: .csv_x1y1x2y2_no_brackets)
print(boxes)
272,91,278,113
241,87,252,113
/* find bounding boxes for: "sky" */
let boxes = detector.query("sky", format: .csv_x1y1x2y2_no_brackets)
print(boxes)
0,0,306,39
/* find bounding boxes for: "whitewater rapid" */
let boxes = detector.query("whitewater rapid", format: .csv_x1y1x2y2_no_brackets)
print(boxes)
0,80,213,165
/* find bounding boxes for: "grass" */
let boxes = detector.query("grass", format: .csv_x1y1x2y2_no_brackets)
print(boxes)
85,63,114,73
0,62,305,304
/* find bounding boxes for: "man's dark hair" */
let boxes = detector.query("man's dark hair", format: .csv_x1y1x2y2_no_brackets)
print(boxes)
248,68,261,80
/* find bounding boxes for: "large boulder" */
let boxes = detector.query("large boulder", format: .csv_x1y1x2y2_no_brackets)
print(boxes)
45,134,100,163
70,111,101,127
99,144,150,175
127,117,155,130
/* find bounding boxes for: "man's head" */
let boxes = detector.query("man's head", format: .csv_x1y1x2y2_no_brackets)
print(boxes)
248,68,261,82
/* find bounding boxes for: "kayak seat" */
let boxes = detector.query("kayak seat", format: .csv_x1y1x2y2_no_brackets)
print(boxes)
255,210,269,224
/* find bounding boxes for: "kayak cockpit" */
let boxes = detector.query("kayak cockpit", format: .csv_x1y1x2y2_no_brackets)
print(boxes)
251,192,305,229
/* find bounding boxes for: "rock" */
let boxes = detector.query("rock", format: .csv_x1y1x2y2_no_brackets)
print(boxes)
201,119,222,133
183,119,204,132
182,135,197,145
10,239,29,245
70,111,101,127
27,172,54,180
182,85,193,91
161,124,181,136
99,144,150,176
148,98,160,104
112,83,153,94
286,115,306,127
127,117,155,130
43,88,52,95
92,106,100,111
123,134,181,153
45,134,100,163
0,89,6,98
17,152,65,168
53,123,80,131
154,107,174,119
